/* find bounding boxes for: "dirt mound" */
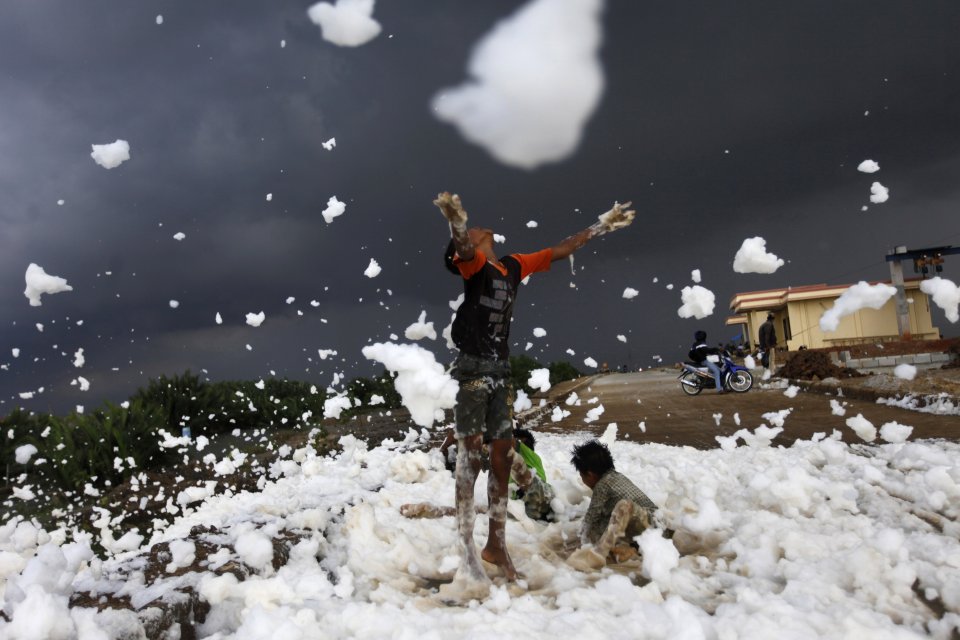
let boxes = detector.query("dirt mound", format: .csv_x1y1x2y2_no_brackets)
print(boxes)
778,350,864,381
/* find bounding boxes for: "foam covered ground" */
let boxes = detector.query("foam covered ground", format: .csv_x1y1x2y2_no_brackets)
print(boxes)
2,428,959,639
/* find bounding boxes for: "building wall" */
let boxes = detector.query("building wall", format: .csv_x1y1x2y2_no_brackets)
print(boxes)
782,291,938,350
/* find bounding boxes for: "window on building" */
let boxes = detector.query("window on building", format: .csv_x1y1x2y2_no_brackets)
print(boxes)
782,316,792,342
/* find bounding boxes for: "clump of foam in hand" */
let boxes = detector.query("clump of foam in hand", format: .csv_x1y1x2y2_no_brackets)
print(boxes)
24,264,73,306
361,342,458,427
820,281,896,332
733,237,784,274
597,201,635,232
677,285,715,319
920,277,960,323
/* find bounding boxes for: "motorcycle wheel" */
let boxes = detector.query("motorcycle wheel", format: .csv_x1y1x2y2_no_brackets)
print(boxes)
679,371,702,396
728,370,753,393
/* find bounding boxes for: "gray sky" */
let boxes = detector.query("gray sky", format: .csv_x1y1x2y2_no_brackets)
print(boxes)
2,0,960,413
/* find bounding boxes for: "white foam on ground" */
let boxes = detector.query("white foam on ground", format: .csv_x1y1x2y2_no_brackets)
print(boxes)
5,430,958,639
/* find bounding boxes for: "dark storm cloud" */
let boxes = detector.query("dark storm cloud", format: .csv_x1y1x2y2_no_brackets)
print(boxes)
2,0,959,412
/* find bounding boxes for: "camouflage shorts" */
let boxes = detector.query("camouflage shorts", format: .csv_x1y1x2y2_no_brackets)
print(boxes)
450,353,514,441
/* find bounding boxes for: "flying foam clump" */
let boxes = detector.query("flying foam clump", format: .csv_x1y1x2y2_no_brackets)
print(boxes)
307,0,381,47
857,159,880,173
920,277,960,322
677,285,715,319
432,0,604,169
870,182,890,204
322,196,346,223
90,139,130,169
528,368,551,392
23,263,73,306
361,342,458,427
733,237,785,274
819,281,896,332
405,311,436,341
364,259,381,278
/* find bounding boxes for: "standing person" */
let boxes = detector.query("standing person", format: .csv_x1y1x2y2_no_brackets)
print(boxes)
435,191,634,585
689,330,724,393
759,313,778,371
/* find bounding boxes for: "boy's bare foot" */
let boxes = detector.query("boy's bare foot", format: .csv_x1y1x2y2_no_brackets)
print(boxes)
609,544,639,563
481,546,518,582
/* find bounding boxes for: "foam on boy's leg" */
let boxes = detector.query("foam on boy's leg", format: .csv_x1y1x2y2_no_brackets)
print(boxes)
596,500,635,558
453,441,488,584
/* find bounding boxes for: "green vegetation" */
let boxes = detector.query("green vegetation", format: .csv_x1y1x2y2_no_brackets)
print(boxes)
1,358,577,536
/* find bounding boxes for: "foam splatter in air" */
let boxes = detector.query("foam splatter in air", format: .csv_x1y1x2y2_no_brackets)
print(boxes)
920,277,960,322
432,0,605,169
819,281,896,332
361,342,457,427
90,139,130,169
677,285,715,319
733,237,784,274
23,263,73,306
307,0,381,47
322,196,346,223
870,182,889,203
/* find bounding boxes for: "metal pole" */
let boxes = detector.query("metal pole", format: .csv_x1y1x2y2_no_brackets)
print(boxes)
888,246,911,340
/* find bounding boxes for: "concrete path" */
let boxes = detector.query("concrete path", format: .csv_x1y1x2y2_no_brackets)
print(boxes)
530,369,958,450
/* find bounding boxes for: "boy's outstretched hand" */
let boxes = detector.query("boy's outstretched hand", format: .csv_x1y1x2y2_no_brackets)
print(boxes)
595,201,635,234
434,191,468,227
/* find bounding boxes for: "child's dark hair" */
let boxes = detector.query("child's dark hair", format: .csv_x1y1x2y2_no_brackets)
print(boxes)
571,440,615,475
443,239,459,275
513,428,536,451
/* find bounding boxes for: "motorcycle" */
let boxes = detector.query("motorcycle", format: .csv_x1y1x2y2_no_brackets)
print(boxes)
678,350,753,395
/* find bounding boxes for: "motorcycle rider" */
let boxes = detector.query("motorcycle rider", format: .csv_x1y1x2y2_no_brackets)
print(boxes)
689,330,725,394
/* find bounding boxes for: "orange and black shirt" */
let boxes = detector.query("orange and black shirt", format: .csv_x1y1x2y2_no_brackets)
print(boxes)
452,249,552,361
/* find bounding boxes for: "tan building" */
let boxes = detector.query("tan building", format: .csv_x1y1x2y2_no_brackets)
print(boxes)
728,279,939,351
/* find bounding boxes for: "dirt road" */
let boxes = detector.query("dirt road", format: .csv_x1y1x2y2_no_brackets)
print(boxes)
534,369,958,450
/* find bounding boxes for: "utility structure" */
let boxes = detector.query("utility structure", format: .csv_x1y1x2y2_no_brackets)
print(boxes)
886,245,960,339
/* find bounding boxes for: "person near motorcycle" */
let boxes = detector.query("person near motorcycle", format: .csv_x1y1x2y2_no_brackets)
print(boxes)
689,330,725,393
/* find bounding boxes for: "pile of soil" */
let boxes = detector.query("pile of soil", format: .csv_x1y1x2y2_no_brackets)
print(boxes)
833,337,960,359
777,350,864,381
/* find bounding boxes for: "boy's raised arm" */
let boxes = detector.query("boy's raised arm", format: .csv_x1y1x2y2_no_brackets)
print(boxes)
434,191,474,262
550,200,635,262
